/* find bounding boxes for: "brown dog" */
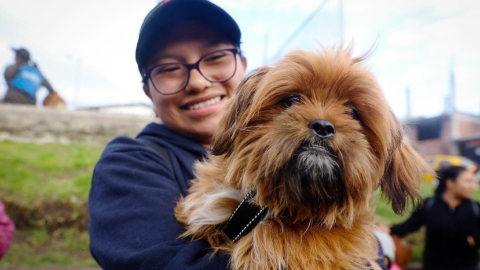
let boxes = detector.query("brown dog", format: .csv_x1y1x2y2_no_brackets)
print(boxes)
175,46,432,270
43,91,67,108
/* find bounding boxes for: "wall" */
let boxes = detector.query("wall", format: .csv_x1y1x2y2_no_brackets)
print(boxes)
458,119,480,137
410,138,450,156
404,119,452,156
0,104,158,144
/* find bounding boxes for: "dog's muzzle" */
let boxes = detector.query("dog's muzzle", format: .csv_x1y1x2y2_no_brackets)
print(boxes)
273,119,347,214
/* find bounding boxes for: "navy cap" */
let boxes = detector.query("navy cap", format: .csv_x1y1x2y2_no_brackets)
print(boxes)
135,0,241,76
12,47,30,62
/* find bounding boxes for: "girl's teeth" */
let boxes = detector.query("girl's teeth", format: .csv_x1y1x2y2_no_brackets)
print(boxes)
189,97,221,110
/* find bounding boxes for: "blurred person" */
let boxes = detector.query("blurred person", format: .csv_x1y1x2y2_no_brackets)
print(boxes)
2,47,57,105
0,200,15,260
381,166,479,270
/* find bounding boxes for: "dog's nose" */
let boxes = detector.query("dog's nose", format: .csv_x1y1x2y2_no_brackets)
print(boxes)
309,119,335,138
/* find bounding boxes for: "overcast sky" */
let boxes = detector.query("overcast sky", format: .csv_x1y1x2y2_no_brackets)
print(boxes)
1,0,479,119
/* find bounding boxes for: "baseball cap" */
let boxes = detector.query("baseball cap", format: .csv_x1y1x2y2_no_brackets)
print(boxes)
135,0,241,75
12,47,30,62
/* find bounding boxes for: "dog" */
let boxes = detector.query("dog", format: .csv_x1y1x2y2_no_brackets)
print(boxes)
175,45,432,270
43,91,67,108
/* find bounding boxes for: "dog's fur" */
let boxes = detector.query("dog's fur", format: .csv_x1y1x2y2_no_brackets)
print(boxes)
175,46,432,270
43,92,66,108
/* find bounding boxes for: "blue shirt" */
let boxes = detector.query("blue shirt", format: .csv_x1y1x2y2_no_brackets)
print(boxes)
10,65,43,98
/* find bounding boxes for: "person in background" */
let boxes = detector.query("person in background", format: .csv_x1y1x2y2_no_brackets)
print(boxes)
381,166,479,270
2,47,56,105
0,199,15,260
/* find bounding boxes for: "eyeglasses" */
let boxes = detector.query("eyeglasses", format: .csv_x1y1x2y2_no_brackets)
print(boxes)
143,48,239,95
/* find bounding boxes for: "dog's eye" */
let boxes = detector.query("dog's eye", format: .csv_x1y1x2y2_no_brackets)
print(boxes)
350,106,362,121
281,94,301,108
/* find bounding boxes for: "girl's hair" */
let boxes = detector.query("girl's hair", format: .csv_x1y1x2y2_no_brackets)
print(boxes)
434,165,468,196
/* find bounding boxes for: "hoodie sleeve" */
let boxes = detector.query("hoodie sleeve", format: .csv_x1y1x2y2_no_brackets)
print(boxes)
390,201,427,238
88,137,229,270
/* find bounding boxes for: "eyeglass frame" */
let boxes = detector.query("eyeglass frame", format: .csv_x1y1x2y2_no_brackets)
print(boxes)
143,48,240,95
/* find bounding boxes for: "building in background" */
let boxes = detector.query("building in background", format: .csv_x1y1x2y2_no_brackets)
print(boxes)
405,112,480,165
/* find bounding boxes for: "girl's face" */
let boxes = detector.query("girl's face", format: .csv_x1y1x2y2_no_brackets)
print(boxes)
143,23,247,148
449,170,476,199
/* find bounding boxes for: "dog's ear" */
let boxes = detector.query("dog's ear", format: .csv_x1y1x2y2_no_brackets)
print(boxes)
211,67,270,156
380,123,433,214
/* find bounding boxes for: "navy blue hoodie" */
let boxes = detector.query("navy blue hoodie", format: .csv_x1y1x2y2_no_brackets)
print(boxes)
88,123,229,270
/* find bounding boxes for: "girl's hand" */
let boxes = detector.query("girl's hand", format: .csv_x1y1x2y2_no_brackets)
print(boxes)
467,236,475,247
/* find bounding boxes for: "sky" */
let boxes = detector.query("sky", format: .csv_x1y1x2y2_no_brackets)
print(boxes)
0,0,479,120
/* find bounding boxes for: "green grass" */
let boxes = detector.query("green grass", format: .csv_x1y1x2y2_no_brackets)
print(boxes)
0,228,98,267
0,140,103,267
0,140,104,203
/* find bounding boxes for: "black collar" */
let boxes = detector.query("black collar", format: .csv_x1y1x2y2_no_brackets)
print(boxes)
221,191,268,242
